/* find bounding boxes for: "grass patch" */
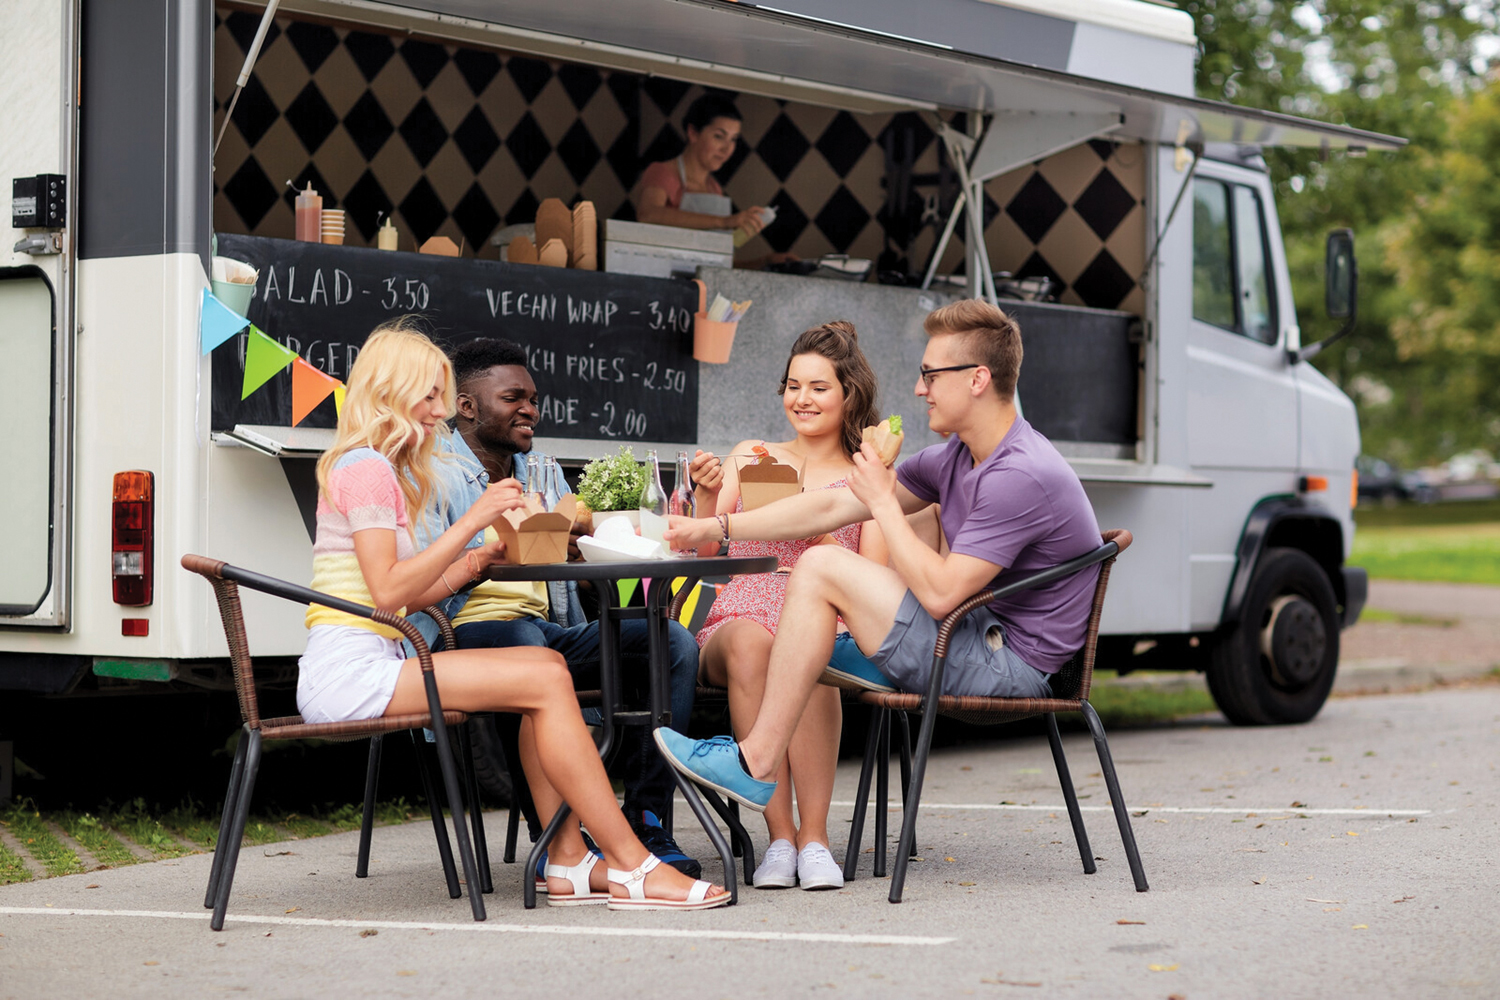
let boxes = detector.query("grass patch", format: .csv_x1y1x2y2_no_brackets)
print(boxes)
106,800,193,859
161,803,221,850
0,840,31,884
1355,498,1500,529
1086,671,1219,727
277,813,334,839
1351,522,1500,586
57,813,140,869
1358,608,1459,627
2,803,84,877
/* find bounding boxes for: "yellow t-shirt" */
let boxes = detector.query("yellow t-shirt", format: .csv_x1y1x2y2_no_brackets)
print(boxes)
450,527,550,626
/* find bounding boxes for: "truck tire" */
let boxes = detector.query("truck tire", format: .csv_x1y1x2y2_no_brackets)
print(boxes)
449,716,514,807
1207,547,1340,725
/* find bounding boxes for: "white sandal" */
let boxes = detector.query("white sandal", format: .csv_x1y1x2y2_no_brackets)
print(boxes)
606,853,728,911
544,852,609,907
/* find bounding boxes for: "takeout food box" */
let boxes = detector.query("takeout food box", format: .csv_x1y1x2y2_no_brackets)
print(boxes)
736,454,804,511
492,494,578,564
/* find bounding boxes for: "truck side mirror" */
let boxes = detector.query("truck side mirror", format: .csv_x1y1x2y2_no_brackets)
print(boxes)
1325,229,1356,320
1292,228,1358,363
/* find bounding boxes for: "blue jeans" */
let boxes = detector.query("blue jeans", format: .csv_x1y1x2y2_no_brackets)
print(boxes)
454,616,699,826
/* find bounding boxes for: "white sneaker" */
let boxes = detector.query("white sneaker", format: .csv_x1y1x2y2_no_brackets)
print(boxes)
753,838,798,888
797,842,845,890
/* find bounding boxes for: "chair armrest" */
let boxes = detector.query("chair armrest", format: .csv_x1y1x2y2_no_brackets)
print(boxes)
180,555,437,671
933,539,1120,656
668,577,701,622
422,605,459,652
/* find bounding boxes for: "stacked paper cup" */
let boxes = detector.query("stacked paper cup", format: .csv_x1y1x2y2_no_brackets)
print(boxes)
321,209,345,245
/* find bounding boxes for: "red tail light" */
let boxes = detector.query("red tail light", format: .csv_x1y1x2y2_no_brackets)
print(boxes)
112,471,154,606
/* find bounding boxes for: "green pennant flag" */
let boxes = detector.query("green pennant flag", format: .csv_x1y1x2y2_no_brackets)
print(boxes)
616,578,639,607
242,325,299,400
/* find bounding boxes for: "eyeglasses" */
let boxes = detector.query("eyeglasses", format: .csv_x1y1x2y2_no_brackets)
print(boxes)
919,363,979,387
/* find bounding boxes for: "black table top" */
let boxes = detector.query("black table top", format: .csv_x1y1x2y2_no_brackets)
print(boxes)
483,555,778,583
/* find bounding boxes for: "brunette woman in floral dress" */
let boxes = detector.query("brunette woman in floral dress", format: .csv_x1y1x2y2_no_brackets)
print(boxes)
692,322,886,890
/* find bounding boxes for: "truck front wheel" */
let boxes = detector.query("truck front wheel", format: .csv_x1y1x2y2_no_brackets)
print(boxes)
1207,547,1340,725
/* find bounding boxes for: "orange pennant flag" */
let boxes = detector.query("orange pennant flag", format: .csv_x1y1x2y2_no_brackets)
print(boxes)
290,357,341,426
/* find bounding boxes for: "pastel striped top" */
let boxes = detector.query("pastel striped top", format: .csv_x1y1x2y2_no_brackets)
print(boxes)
305,447,415,639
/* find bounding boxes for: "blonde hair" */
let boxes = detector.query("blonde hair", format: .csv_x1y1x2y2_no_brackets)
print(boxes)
316,317,453,525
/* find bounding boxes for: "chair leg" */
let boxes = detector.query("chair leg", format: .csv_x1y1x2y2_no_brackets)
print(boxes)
356,734,384,879
729,800,742,857
873,708,891,878
413,733,461,900
457,723,493,894
504,801,521,864
896,711,913,803
205,730,249,909
890,705,939,904
895,711,916,855
842,703,884,881
1080,701,1149,892
1045,713,1095,875
430,721,487,921
524,803,572,910
698,787,757,887
210,729,262,931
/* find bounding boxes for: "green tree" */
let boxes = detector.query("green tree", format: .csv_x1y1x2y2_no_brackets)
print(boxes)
1182,1,1496,464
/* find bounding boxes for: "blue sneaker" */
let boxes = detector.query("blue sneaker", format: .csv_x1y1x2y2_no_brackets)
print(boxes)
822,632,896,692
634,810,702,880
653,730,777,812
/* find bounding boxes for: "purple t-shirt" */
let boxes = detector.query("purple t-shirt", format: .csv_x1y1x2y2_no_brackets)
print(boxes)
895,418,1101,672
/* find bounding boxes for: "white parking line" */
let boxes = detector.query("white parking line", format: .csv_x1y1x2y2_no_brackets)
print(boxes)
0,907,953,946
830,801,1430,816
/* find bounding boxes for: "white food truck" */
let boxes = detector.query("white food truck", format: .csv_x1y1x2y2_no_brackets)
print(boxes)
1,0,1399,740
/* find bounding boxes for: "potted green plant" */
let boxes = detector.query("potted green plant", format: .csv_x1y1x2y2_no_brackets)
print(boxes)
575,445,647,531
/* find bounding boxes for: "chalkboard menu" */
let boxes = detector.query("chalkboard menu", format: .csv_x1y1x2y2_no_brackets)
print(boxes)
211,234,700,443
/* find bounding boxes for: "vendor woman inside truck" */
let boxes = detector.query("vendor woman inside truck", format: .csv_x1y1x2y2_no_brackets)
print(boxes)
635,93,770,238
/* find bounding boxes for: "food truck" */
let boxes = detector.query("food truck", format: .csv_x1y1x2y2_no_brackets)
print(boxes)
1,0,1399,732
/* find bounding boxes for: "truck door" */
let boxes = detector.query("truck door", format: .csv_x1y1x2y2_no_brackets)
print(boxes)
0,1,76,627
1184,164,1299,627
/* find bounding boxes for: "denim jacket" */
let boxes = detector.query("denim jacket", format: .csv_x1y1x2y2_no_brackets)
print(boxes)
403,431,585,656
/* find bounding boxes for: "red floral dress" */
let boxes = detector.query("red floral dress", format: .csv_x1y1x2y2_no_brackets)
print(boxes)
696,480,863,648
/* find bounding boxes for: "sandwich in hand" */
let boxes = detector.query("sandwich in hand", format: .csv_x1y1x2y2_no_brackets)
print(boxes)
861,414,904,466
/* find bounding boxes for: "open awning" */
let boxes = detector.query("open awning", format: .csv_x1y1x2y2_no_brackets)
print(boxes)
296,0,1404,151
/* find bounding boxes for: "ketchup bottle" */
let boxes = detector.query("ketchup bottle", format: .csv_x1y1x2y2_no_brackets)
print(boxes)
294,184,322,242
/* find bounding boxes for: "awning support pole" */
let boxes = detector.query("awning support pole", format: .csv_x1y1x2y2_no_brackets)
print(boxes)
213,0,282,163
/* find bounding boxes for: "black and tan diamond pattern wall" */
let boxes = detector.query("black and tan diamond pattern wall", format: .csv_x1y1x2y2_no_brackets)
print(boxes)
213,9,1145,314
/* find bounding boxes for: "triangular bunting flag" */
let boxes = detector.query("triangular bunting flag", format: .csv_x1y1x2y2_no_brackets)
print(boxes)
616,578,639,607
241,325,299,399
200,288,250,354
290,357,342,426
333,385,347,418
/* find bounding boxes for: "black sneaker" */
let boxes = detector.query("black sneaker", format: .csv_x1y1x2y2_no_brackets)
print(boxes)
635,810,702,879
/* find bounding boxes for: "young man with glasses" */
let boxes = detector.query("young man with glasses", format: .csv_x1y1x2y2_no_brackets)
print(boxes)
658,300,1102,809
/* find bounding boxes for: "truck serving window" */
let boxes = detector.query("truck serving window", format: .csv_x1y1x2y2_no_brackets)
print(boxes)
1192,178,1279,345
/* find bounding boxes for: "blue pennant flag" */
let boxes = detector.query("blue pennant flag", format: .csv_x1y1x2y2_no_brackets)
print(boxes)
200,288,250,354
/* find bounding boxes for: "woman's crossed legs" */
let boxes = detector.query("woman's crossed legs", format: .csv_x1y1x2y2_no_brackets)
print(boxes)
384,647,724,905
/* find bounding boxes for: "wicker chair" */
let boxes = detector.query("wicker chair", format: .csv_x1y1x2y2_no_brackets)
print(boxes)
842,529,1149,902
182,555,489,930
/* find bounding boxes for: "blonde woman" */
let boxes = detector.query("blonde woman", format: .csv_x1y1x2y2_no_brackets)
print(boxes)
298,320,726,911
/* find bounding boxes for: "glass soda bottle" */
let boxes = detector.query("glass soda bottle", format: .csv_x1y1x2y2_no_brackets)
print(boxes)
639,449,668,517
669,451,695,518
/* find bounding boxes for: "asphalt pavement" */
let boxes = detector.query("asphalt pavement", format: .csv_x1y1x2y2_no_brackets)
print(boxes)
2,683,1495,999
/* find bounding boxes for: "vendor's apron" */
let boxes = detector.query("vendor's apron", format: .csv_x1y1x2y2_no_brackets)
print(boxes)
678,157,732,217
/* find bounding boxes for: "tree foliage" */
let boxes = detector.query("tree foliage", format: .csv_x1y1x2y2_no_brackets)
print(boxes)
1181,1,1497,465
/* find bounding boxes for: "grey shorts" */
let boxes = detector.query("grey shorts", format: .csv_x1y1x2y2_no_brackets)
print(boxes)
870,590,1052,698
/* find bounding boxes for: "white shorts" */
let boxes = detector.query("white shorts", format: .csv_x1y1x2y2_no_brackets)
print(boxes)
297,625,408,724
